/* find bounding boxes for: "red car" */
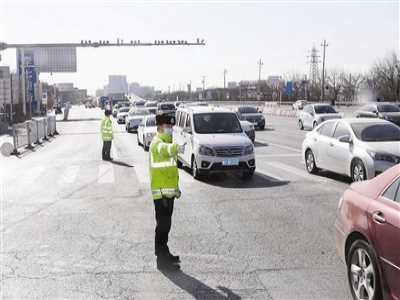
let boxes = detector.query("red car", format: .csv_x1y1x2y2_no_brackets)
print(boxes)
335,165,400,300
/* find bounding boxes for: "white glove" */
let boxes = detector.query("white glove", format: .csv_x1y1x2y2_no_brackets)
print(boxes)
177,143,186,154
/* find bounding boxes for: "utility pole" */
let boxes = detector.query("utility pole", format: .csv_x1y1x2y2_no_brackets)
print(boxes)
321,39,328,102
223,69,227,90
223,69,227,100
257,58,264,100
202,76,206,100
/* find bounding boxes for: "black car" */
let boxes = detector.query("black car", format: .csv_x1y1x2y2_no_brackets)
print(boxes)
236,106,265,130
355,102,400,127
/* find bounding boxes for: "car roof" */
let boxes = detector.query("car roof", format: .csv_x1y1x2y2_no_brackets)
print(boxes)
309,103,332,106
339,118,390,125
179,106,234,114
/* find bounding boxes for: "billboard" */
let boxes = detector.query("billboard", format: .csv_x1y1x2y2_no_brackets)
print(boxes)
26,47,77,73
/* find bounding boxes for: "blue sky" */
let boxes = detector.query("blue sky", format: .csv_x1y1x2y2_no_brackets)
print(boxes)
1,0,398,94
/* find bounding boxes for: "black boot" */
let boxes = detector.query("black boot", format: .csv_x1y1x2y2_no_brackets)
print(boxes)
157,256,180,271
168,253,180,263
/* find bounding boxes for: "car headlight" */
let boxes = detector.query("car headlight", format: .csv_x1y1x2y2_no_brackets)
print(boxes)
198,145,214,156
367,150,400,163
243,144,254,155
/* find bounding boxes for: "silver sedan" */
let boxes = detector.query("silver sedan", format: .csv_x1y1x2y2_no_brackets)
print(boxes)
302,118,400,181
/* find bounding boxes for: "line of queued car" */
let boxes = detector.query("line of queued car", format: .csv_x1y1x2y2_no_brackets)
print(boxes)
113,100,265,180
295,100,400,299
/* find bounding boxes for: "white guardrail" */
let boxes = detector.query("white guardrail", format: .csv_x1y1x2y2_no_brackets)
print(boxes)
11,116,58,155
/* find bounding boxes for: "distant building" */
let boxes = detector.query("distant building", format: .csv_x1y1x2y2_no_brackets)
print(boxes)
95,89,105,97
57,82,87,104
128,82,155,98
227,81,238,88
108,75,128,94
57,83,74,92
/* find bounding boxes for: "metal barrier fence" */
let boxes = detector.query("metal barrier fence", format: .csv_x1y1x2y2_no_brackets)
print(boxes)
12,116,57,155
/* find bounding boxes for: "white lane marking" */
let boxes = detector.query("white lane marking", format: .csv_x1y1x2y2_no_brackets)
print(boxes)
24,166,46,184
58,165,79,184
255,167,285,182
97,163,114,184
256,139,301,153
266,161,328,183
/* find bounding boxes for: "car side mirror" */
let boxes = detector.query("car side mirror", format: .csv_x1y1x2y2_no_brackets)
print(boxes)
339,135,352,144
310,112,314,116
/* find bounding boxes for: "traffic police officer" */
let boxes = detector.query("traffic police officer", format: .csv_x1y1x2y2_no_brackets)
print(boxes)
150,113,184,270
101,109,113,160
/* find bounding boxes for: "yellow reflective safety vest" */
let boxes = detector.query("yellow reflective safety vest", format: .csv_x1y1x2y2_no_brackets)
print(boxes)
149,132,180,200
101,117,113,141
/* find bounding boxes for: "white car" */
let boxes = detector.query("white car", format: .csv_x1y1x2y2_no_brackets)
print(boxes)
302,118,400,182
174,106,256,180
116,107,130,124
125,108,150,132
292,100,308,110
298,103,342,130
137,115,157,151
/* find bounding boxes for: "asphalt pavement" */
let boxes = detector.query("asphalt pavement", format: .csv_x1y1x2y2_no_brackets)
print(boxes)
1,106,352,299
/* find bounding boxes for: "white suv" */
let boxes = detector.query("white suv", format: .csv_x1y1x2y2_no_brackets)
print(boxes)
174,106,256,180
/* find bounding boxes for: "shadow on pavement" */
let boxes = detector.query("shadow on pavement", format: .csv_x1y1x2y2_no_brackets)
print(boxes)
254,141,268,147
194,171,289,189
110,160,134,168
160,269,241,300
316,170,352,184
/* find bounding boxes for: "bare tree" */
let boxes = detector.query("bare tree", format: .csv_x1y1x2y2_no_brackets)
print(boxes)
365,52,399,101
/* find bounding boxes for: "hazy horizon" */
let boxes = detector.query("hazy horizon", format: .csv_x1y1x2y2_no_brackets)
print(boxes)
1,0,399,94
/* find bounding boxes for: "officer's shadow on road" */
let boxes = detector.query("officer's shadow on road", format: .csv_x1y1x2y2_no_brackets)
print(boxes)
160,269,241,300
202,172,289,189
110,160,134,168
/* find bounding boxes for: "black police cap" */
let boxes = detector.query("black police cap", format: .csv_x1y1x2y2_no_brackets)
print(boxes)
156,114,176,126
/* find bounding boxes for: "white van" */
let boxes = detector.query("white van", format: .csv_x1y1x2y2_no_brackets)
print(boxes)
174,106,256,180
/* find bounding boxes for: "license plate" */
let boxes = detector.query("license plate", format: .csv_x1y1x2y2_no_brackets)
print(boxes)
222,158,240,166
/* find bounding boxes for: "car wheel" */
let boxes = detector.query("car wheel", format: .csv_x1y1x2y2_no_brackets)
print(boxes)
298,120,304,130
191,157,202,180
242,169,254,180
347,240,382,300
351,159,366,182
313,121,318,129
305,149,319,174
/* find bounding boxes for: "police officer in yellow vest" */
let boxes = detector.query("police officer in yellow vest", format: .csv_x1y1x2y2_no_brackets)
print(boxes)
101,109,113,161
150,113,185,270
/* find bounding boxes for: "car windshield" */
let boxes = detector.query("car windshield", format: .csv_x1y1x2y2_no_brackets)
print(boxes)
119,107,129,113
193,113,242,134
239,107,258,113
145,102,157,107
351,123,400,142
146,118,156,126
378,104,400,112
160,104,176,110
314,105,337,114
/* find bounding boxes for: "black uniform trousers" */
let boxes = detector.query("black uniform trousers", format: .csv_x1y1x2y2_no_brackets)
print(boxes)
154,197,175,257
102,140,112,160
